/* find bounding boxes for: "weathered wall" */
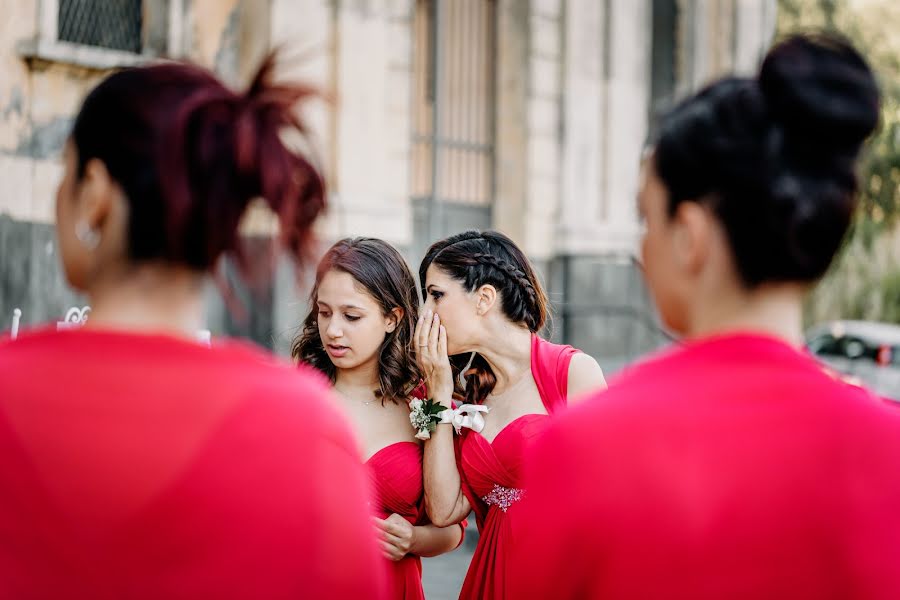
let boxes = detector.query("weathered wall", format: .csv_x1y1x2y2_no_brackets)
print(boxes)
1,0,776,361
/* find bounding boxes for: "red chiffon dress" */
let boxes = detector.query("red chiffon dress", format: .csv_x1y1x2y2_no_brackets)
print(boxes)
510,332,900,599
367,441,427,600
0,327,386,599
455,334,578,600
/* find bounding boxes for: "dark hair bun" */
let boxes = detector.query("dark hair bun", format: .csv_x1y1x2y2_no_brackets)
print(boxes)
759,33,879,154
653,33,881,287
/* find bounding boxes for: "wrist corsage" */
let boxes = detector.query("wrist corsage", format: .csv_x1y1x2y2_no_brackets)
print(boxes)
409,398,446,440
409,399,490,439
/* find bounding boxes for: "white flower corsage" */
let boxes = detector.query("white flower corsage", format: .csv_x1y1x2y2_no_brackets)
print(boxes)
409,398,446,440
409,399,490,439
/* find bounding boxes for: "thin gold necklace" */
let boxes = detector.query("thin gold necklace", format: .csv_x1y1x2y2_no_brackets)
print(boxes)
335,385,379,406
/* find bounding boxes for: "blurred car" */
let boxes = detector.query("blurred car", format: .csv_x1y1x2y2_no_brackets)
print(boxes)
806,320,900,402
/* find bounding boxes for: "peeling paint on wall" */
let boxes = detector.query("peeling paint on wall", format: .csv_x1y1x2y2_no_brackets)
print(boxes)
0,0,279,338
13,115,72,159
1,88,24,120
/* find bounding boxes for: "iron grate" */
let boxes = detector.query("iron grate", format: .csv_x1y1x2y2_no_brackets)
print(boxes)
58,0,143,53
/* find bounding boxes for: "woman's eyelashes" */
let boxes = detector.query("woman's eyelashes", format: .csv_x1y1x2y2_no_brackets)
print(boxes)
317,310,361,322
429,290,444,302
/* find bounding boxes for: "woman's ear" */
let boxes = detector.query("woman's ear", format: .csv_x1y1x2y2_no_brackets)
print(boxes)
672,201,713,276
475,284,498,316
385,307,404,333
79,158,116,231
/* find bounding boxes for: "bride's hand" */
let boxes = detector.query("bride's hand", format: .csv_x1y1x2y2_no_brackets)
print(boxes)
414,310,454,407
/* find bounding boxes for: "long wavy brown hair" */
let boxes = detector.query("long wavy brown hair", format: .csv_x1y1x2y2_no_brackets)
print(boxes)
292,238,421,403
419,230,549,406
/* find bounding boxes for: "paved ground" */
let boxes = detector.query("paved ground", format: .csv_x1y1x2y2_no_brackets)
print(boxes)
421,520,478,600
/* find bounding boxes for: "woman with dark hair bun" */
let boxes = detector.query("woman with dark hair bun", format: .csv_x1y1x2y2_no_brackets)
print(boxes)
509,33,900,599
0,58,385,598
414,229,606,599
292,237,464,600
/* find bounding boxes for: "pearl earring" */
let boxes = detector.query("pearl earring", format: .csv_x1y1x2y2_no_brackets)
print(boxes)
75,221,100,250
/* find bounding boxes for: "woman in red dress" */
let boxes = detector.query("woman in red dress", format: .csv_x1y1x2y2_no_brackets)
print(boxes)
0,58,385,598
509,34,900,599
414,230,607,599
293,237,465,599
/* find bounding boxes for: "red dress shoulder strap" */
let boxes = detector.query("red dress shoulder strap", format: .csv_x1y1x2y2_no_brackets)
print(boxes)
530,334,579,414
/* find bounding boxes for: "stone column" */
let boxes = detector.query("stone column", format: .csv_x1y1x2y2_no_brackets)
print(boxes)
733,0,776,74
678,0,776,85
319,0,414,247
523,0,564,261
492,0,530,249
492,0,565,264
268,0,417,351
557,0,650,257
550,0,659,363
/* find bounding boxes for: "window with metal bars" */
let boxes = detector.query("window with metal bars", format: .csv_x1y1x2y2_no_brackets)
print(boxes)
411,0,497,211
57,0,143,54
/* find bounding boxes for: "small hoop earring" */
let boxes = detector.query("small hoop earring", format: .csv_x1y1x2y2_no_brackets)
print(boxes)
75,221,100,250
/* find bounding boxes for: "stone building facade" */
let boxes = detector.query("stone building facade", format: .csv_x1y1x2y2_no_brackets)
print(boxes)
0,0,775,367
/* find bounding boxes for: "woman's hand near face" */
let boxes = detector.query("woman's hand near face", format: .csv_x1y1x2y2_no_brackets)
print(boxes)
414,310,473,526
415,309,454,407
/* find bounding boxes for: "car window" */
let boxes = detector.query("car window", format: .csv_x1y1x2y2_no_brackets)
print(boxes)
809,334,878,362
809,334,842,357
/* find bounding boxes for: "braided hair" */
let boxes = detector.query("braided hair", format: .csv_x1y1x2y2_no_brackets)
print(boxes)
419,230,549,405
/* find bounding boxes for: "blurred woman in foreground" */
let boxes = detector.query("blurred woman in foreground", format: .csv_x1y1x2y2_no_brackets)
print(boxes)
510,33,900,599
0,57,385,598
